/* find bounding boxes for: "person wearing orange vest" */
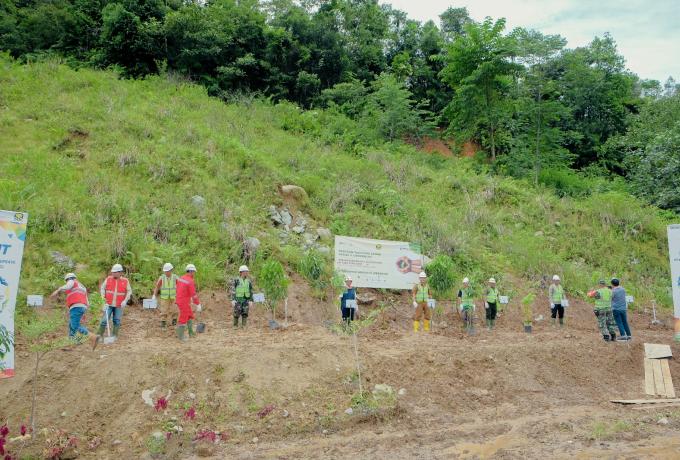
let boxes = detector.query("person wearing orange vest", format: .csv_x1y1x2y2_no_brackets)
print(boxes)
175,264,202,342
96,264,132,338
50,273,99,349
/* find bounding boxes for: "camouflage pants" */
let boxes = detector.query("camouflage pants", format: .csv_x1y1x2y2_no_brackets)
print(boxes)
233,299,250,319
594,308,616,337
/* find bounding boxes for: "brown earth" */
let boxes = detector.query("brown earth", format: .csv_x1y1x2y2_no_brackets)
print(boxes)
2,282,680,459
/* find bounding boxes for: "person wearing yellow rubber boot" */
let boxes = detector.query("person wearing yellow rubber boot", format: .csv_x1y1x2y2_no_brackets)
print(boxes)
412,272,432,332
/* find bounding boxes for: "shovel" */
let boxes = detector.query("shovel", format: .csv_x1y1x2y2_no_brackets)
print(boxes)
103,308,116,345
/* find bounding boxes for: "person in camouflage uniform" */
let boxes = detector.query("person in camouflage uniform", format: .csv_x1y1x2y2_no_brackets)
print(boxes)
231,265,254,328
588,279,617,341
457,278,476,332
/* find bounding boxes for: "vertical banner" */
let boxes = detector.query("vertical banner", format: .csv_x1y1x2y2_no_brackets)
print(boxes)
668,225,680,342
0,210,28,378
334,236,428,289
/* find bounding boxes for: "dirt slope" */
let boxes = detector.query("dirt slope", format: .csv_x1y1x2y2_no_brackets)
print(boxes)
2,286,680,459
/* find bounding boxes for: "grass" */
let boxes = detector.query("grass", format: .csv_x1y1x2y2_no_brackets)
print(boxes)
588,420,634,440
0,55,675,313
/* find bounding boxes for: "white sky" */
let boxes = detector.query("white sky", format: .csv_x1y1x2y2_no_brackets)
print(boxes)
382,0,679,83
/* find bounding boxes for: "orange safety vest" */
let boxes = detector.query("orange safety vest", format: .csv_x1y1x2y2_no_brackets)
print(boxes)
104,276,129,307
65,280,88,308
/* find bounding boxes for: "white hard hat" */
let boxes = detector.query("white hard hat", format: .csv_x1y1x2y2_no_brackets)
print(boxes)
488,278,496,283
64,272,77,281
239,265,249,272
186,263,197,272
553,275,560,281
419,272,427,278
345,275,352,281
111,264,124,273
162,263,174,272
463,277,470,283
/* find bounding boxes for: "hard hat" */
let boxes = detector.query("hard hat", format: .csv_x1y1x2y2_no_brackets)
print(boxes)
162,263,173,272
111,264,124,273
64,272,77,281
488,278,496,283
186,263,197,272
552,275,560,281
419,272,427,278
463,277,470,283
345,275,352,281
239,265,249,272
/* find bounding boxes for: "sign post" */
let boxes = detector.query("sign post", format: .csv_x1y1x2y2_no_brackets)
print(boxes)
0,210,28,378
667,225,680,342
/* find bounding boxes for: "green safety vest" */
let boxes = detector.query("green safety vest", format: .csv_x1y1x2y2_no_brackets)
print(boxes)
594,288,612,310
551,284,564,303
160,274,178,300
235,278,252,299
461,287,474,306
486,287,498,303
415,284,430,302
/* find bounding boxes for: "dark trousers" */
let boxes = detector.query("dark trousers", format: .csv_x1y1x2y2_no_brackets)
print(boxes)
613,309,631,337
341,307,355,322
485,302,497,320
551,304,564,319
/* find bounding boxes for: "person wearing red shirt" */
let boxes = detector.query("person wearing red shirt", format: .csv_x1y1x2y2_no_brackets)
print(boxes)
50,272,98,350
175,264,202,341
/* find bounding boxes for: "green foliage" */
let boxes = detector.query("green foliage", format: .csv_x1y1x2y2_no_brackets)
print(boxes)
425,255,456,298
0,324,12,368
298,250,327,288
521,293,535,326
258,259,289,313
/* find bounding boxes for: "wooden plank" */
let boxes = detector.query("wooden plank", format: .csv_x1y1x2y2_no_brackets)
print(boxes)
644,343,673,359
611,398,680,404
661,359,676,398
644,358,656,396
652,359,666,396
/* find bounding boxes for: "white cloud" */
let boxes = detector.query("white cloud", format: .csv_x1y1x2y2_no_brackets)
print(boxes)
382,0,680,82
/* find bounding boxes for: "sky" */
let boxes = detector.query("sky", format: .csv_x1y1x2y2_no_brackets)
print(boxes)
382,0,679,83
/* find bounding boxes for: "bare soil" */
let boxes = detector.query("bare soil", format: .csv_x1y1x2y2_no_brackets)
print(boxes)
2,283,680,459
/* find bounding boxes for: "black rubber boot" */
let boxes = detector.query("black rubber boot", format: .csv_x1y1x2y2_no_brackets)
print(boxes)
603,335,610,341
610,332,616,341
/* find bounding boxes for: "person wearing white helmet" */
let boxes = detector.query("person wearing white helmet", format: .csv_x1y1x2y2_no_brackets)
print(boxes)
412,272,432,332
339,275,359,325
231,265,254,328
97,264,132,339
548,275,566,327
50,273,98,350
457,277,475,332
152,262,179,329
175,264,202,341
484,277,499,330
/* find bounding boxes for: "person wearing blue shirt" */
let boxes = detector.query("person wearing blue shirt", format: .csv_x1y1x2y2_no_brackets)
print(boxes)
611,278,632,341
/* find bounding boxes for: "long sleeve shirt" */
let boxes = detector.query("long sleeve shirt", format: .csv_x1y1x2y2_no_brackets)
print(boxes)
611,286,627,311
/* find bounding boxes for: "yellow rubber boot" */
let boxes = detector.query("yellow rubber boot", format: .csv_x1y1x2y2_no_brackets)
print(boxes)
423,320,430,332
413,320,420,332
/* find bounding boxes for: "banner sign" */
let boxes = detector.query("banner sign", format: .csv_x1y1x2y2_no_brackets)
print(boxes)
334,236,427,289
0,210,28,378
667,225,680,341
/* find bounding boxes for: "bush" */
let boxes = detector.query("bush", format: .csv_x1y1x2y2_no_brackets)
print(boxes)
425,255,456,298
258,259,289,318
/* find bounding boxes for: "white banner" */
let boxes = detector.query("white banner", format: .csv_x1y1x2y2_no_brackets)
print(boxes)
668,225,680,341
0,210,28,378
334,236,428,289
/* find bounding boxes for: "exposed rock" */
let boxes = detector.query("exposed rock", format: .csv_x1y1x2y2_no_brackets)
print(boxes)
50,251,74,268
269,205,283,225
291,225,305,234
279,184,308,202
316,227,332,240
344,408,353,415
243,237,260,259
303,233,318,245
658,417,669,425
280,209,293,226
317,245,331,254
191,195,205,208
357,293,377,305
398,388,407,396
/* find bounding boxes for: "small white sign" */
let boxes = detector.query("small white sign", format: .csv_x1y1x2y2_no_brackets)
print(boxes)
626,295,634,304
253,293,266,303
427,298,436,308
142,298,157,309
562,298,569,308
27,295,43,307
345,299,358,309
499,296,509,304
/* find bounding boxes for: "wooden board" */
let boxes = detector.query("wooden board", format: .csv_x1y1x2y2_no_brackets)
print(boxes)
644,343,673,359
652,359,666,396
611,398,680,405
644,358,656,396
660,359,676,398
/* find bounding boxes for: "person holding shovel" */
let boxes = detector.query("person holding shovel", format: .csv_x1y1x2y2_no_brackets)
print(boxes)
231,265,254,328
152,262,179,329
97,264,132,339
412,272,432,332
175,264,202,341
50,273,98,349
457,278,475,332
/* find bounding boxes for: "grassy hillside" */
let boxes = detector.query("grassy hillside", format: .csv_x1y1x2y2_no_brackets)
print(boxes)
0,56,674,307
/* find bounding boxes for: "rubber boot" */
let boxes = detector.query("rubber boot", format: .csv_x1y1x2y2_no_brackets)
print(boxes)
423,320,430,332
413,320,420,332
176,325,187,342
603,335,610,342
187,320,196,337
486,319,492,330
97,324,105,336
233,316,239,328
491,319,495,330
559,317,564,328
241,316,247,328
112,325,120,338
610,332,616,341
172,318,177,326
551,318,556,327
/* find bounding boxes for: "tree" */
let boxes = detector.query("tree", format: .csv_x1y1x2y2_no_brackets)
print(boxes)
439,6,472,41
258,259,289,321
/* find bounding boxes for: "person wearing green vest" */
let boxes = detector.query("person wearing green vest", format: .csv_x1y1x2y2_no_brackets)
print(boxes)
412,272,432,332
231,265,254,328
548,275,566,328
152,262,179,329
457,278,475,332
587,279,617,341
484,278,499,330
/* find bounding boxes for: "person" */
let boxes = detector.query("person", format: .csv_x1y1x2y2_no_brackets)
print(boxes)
231,265,254,328
457,278,475,332
50,273,98,349
339,276,358,325
175,264,202,341
97,264,132,339
412,272,432,332
549,275,566,327
152,262,179,329
611,278,632,341
484,278,499,330
588,279,617,341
